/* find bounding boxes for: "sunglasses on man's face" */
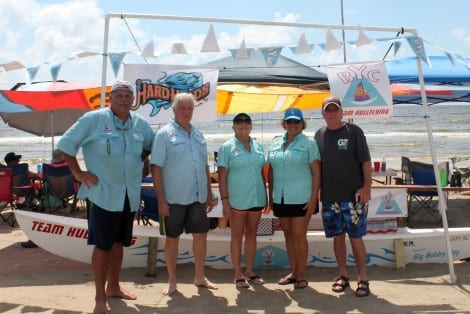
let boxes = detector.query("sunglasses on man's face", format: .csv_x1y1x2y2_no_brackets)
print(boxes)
285,119,301,125
324,106,340,112
234,118,252,125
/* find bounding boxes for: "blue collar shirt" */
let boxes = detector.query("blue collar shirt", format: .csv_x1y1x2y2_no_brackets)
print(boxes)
57,108,154,212
268,132,320,204
217,136,266,210
150,120,209,205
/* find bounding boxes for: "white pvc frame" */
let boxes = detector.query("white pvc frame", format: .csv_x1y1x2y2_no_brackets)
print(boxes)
100,13,456,283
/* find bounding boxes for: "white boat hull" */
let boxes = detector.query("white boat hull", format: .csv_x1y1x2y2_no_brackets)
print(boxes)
15,210,470,269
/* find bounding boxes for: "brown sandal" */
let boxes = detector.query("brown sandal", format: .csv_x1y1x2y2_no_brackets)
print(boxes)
355,280,370,297
332,275,350,293
294,279,308,289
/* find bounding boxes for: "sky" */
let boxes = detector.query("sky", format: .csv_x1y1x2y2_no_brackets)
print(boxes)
0,0,469,88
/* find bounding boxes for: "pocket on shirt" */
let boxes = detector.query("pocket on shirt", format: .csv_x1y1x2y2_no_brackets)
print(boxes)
98,132,124,157
194,134,207,157
170,139,187,159
129,132,144,155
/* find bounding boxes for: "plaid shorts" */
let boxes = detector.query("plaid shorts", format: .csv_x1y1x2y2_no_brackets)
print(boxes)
321,201,368,238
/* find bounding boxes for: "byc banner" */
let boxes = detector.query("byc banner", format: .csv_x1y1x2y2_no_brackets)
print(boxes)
124,64,219,124
327,61,393,118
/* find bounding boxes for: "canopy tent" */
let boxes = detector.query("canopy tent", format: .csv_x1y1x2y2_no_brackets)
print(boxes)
391,83,470,104
386,56,470,84
204,50,329,88
204,50,330,114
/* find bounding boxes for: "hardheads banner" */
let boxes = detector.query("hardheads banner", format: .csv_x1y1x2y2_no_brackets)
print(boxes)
124,64,219,124
327,61,393,118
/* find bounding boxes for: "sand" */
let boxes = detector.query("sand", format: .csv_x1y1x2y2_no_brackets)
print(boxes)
1,192,470,314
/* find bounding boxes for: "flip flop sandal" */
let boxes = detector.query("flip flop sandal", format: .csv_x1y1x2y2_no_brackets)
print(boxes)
278,276,296,285
248,275,265,284
294,279,309,289
355,280,370,297
332,275,350,293
235,278,250,288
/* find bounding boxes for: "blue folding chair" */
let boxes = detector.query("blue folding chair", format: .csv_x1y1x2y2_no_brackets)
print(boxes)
40,163,77,212
137,177,159,226
407,161,446,227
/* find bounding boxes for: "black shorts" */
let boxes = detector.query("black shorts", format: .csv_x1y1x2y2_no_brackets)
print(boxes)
87,196,135,251
161,202,210,237
232,206,264,213
273,203,307,217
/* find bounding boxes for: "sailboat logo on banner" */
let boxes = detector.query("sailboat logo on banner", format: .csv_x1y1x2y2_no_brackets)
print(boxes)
343,77,386,107
376,191,404,215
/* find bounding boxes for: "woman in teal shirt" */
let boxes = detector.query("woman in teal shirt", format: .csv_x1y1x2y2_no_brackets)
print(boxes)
218,113,267,288
267,108,321,289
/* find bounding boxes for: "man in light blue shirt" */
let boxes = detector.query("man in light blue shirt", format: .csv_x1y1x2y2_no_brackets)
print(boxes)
150,92,216,295
57,81,154,314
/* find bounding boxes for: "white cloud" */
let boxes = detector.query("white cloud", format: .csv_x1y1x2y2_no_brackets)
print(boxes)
451,27,470,46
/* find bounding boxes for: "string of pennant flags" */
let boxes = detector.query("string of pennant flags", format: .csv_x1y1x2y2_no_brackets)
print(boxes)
1,24,469,83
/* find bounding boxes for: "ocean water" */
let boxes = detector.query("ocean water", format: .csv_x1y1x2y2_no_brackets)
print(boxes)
1,104,470,171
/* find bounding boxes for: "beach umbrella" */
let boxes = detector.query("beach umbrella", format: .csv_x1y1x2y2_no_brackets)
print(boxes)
0,82,111,149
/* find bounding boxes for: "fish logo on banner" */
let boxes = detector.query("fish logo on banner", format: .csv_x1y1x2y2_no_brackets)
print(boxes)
124,64,219,124
327,62,393,118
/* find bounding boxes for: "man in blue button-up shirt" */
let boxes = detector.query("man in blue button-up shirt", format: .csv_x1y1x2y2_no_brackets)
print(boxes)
150,92,216,296
57,81,154,313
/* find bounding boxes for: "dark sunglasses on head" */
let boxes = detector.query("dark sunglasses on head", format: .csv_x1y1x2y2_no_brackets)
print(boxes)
285,119,301,125
234,118,252,125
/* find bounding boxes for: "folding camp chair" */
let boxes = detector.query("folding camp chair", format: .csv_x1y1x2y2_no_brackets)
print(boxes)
11,163,35,209
136,177,159,226
394,156,412,185
407,161,447,227
0,167,16,226
40,163,78,212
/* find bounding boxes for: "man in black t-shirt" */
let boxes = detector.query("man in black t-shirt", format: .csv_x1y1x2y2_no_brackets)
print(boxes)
314,96,372,298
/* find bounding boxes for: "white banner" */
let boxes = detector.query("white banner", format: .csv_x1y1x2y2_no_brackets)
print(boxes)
124,64,219,124
368,188,407,218
327,61,393,118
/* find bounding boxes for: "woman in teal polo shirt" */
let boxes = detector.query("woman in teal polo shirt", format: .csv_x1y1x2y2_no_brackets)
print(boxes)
267,108,321,289
218,113,267,288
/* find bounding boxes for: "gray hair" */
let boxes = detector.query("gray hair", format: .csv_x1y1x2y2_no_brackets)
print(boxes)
172,93,196,110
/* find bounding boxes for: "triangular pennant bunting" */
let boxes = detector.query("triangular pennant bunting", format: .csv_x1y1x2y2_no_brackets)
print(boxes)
141,41,155,58
326,28,342,51
293,33,313,54
68,51,100,59
200,24,221,52
443,51,456,65
260,47,283,66
406,36,431,66
230,39,252,58
356,29,373,46
171,43,188,54
26,66,40,82
108,52,127,77
1,61,25,71
50,62,62,82
393,39,402,56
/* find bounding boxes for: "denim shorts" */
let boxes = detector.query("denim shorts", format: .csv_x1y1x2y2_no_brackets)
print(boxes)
321,201,368,238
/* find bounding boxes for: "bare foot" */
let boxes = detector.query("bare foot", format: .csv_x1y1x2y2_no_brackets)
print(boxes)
106,289,137,300
194,278,218,290
93,300,109,314
162,281,178,296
